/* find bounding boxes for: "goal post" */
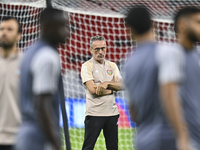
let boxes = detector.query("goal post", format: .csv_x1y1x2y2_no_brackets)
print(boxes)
0,1,200,150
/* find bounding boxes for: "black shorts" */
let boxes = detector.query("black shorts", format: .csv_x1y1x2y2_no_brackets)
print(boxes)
0,145,13,150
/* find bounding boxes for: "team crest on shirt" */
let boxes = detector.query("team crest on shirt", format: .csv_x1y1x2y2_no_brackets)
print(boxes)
107,70,113,75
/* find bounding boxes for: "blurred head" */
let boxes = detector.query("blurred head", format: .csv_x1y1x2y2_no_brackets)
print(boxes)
125,5,152,40
90,36,106,64
40,8,70,44
0,16,22,50
174,6,200,42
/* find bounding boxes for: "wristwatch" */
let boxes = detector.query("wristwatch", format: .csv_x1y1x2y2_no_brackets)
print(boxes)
111,89,113,94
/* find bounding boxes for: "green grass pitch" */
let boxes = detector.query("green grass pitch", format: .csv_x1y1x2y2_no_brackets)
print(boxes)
62,128,136,150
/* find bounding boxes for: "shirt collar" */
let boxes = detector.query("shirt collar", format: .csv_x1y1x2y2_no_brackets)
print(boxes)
137,40,155,47
91,57,106,65
0,49,19,60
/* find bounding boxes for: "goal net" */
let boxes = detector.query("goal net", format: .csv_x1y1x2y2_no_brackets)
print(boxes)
0,0,199,150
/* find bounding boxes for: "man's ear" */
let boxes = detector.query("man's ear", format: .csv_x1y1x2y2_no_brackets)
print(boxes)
89,47,93,55
177,18,187,34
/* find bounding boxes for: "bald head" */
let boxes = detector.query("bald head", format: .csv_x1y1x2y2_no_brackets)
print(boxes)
40,8,63,27
40,8,70,44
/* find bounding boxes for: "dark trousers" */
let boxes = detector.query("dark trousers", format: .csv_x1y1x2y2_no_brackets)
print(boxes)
0,145,13,150
82,115,119,150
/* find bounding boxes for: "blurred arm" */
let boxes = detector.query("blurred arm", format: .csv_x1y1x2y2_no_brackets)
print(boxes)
160,83,189,150
129,104,137,123
35,94,60,150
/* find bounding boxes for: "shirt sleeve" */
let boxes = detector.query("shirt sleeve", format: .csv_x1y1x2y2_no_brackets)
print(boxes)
156,44,185,85
31,47,60,95
81,61,94,84
113,63,122,80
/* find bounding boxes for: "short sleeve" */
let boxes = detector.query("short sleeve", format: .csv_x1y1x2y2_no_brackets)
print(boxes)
156,44,185,85
31,47,60,94
81,61,94,84
113,63,122,79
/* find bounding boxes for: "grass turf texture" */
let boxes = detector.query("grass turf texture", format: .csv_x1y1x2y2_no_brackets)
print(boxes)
62,128,136,150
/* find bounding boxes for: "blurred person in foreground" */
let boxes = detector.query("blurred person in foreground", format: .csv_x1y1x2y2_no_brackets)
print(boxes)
124,5,191,150
0,16,22,150
81,35,123,150
14,8,69,150
172,6,200,149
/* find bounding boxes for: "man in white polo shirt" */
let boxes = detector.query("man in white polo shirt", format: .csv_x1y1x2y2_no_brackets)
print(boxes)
0,16,22,150
81,36,123,150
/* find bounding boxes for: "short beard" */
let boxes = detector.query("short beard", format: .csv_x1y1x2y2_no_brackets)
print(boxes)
0,42,15,50
187,29,200,43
